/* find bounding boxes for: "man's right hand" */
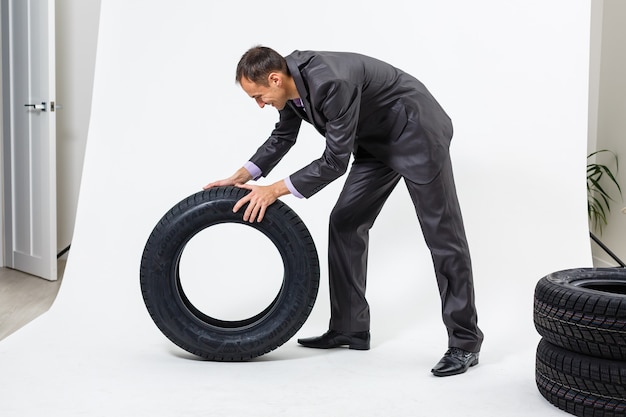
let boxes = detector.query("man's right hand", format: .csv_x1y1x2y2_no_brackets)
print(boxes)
202,167,253,190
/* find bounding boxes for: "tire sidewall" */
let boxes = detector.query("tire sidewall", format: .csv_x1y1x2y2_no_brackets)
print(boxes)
544,267,626,301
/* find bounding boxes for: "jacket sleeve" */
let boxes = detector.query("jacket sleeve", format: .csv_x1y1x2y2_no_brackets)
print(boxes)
290,80,361,198
248,105,302,178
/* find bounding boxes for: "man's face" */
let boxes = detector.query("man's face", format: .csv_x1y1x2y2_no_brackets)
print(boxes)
240,74,290,111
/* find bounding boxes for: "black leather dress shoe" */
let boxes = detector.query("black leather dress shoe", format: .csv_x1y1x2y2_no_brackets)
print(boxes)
297,330,370,350
431,347,479,377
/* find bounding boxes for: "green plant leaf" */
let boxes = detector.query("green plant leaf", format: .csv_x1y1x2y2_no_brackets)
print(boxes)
587,149,621,234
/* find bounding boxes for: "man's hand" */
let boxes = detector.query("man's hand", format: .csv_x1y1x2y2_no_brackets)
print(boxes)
203,167,252,190
233,181,290,222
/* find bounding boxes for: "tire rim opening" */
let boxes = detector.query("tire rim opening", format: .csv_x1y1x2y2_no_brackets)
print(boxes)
575,279,626,295
177,223,284,322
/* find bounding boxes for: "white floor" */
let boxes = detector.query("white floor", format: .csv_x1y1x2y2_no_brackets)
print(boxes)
0,242,569,417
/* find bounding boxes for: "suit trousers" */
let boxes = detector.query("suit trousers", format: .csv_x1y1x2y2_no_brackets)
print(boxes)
327,151,484,353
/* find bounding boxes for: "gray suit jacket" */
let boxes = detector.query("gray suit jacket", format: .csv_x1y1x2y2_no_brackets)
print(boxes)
249,50,453,198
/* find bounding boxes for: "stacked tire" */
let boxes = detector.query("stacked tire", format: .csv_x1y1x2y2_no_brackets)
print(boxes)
533,268,626,417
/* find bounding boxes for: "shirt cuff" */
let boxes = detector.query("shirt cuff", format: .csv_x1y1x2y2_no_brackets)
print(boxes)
243,161,262,180
285,176,304,199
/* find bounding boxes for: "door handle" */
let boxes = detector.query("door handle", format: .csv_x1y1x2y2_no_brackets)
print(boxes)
24,102,46,111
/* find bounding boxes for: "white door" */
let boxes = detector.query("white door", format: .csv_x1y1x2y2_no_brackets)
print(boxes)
2,0,57,281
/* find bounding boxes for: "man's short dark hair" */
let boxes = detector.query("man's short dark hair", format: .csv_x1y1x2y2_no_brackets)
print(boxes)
236,46,288,86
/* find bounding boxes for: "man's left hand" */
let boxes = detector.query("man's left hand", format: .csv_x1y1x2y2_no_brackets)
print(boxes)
233,181,289,222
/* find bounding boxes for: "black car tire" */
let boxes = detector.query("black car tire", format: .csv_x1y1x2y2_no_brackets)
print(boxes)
534,267,626,360
140,186,320,361
536,338,626,417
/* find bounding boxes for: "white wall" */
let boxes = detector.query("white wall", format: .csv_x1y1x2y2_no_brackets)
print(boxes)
54,0,626,269
55,0,101,251
48,0,626,271
588,0,603,153
590,0,626,265
76,0,592,283
73,0,594,336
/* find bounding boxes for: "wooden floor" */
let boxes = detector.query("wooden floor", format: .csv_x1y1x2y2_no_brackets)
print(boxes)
0,260,65,341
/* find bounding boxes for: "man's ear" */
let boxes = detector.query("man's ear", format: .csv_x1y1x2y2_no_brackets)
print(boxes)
268,72,282,87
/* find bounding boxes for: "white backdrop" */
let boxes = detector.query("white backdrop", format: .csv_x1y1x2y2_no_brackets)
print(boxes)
0,1,591,416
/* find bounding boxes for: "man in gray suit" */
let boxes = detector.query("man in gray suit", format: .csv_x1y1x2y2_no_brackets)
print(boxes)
205,46,484,377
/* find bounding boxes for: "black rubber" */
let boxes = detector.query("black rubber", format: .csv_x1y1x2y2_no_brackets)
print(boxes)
534,267,626,360
140,186,320,361
536,339,626,417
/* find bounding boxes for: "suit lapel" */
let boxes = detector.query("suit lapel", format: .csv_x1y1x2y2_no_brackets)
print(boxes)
286,54,324,134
